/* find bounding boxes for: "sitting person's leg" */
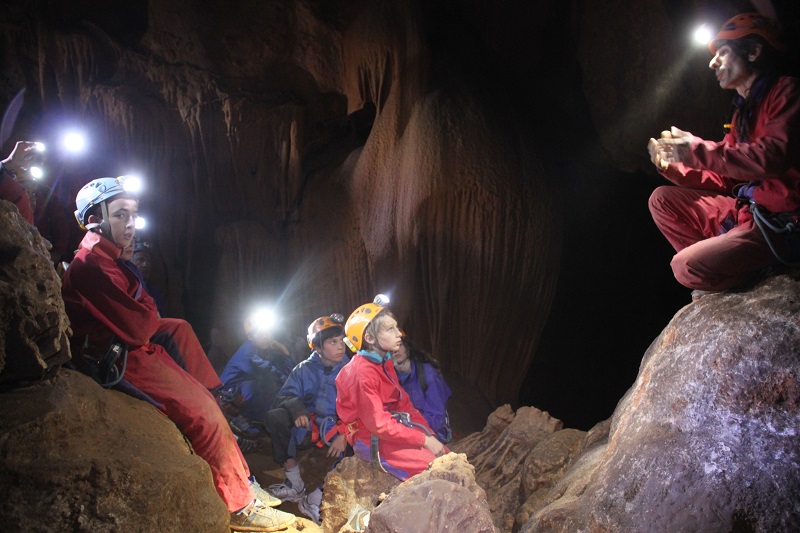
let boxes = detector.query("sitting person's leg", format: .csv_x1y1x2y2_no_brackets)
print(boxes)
123,346,297,529
265,407,311,501
155,318,222,390
123,344,251,511
671,219,779,291
649,186,739,251
352,437,437,481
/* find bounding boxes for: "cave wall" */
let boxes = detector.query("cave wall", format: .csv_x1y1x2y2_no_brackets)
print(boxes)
0,0,560,405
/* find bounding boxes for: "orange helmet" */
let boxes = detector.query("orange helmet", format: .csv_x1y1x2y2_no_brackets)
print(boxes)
306,313,345,349
343,295,390,351
709,13,783,54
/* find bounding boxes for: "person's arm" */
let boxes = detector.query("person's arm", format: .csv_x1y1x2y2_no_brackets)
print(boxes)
67,254,160,346
418,364,452,436
687,81,800,181
272,366,309,421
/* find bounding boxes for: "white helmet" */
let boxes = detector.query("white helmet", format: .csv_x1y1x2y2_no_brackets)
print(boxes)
74,176,140,230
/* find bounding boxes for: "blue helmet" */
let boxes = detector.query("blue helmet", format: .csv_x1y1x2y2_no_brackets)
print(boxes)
74,175,141,229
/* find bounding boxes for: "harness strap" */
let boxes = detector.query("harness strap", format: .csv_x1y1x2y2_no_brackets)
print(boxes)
751,202,800,266
391,411,432,437
309,413,320,445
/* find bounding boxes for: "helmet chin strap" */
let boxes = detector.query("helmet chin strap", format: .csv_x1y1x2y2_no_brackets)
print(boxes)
99,202,112,236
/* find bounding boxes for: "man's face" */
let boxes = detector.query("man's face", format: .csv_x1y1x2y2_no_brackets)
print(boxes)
104,197,138,249
318,334,346,366
709,44,753,96
132,249,153,279
374,316,403,353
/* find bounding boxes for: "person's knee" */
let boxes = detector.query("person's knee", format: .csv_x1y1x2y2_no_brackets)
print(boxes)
670,253,696,288
648,186,674,217
671,249,720,290
265,408,291,428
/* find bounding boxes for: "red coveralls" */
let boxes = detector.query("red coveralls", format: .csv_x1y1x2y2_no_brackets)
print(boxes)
61,231,253,512
649,76,800,291
335,353,444,480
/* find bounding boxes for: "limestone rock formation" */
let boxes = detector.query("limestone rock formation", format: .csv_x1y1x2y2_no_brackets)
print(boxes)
450,405,565,531
516,427,589,528
0,200,70,387
524,272,800,532
321,455,400,532
367,453,496,533
0,369,230,532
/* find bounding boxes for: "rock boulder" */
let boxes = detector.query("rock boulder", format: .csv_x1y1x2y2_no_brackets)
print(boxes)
0,369,230,532
525,272,800,532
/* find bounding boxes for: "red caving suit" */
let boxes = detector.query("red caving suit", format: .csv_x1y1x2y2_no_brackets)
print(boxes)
335,352,445,480
61,230,253,512
649,76,800,291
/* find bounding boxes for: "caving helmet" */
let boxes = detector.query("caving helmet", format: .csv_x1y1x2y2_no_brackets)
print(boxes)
709,12,783,53
74,175,141,230
306,313,345,349
343,294,390,352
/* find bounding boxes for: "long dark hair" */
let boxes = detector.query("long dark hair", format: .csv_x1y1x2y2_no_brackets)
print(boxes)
401,338,441,369
722,35,785,142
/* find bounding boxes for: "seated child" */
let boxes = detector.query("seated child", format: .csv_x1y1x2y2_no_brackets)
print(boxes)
220,315,295,438
265,314,350,524
335,297,446,481
393,337,453,443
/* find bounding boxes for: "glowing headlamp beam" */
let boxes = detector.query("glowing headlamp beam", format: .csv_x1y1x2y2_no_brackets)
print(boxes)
249,307,278,334
693,24,713,47
120,175,143,193
61,132,86,154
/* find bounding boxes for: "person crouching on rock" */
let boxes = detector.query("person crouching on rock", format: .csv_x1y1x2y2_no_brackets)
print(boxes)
335,296,447,480
647,12,800,300
61,176,295,532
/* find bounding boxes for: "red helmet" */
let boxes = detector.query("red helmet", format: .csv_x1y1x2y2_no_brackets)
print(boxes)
709,13,783,54
306,313,345,349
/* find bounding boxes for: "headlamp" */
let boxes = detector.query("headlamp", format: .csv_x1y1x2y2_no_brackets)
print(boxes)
693,24,713,47
61,131,86,154
119,175,143,193
373,294,390,306
248,307,278,334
